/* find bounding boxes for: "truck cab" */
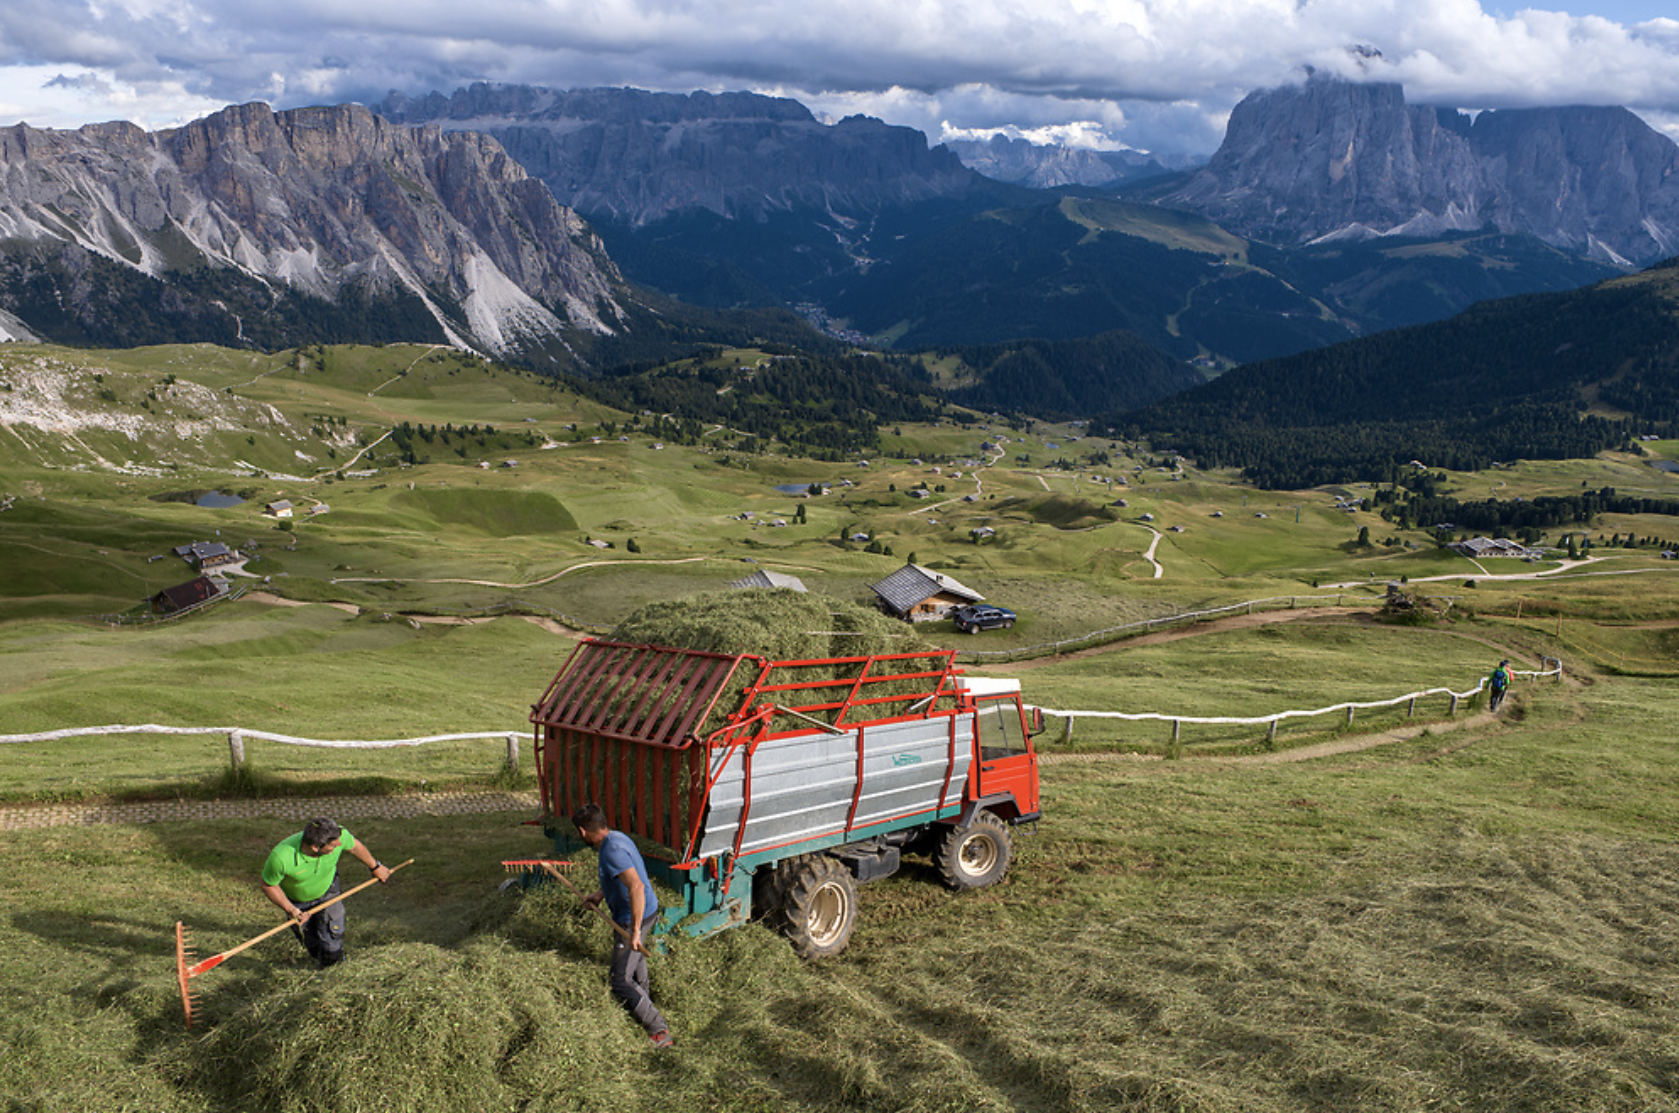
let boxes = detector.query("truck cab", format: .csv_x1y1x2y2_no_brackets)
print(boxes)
962,677,1042,822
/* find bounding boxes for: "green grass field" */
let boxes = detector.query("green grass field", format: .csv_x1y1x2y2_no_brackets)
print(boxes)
3,341,1678,1111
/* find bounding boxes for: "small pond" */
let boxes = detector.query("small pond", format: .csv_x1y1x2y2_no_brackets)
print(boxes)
774,483,823,494
1650,461,1679,475
195,491,246,508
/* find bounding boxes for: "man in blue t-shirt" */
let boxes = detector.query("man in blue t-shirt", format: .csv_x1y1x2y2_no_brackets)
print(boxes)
573,803,673,1048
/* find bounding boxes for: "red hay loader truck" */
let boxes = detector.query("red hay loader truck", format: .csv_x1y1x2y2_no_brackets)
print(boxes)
528,639,1043,957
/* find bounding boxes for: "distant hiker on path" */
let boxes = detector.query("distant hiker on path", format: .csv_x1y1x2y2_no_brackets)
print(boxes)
259,817,391,968
572,803,675,1049
1488,660,1513,712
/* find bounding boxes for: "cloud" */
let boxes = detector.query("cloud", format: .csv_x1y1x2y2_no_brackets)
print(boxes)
0,0,1677,155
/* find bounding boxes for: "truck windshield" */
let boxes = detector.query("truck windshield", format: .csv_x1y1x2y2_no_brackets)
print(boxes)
976,699,1025,761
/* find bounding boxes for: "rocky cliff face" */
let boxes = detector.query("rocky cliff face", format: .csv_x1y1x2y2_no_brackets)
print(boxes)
1160,78,1679,266
379,84,990,227
0,102,624,356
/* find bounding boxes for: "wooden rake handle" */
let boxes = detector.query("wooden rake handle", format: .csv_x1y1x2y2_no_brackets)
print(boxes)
507,858,643,951
539,860,645,951
187,858,413,976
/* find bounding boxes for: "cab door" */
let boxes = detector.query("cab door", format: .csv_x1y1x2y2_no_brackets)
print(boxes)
970,697,1040,819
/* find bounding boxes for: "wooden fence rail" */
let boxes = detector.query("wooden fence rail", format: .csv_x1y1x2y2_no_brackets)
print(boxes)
1030,660,1562,752
0,661,1562,766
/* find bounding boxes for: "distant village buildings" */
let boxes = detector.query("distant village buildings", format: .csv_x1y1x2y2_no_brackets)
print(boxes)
173,540,243,573
1450,537,1544,561
150,576,225,615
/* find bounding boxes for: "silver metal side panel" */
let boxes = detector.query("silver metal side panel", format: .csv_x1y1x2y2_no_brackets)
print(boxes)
698,716,973,859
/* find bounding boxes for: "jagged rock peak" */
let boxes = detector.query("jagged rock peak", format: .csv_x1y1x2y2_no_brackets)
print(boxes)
378,83,983,227
0,101,625,357
1162,75,1679,266
382,83,819,126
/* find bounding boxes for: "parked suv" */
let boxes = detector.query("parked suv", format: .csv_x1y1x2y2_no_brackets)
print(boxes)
952,604,1016,633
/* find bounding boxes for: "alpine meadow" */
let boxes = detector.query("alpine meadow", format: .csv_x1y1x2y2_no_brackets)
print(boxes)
2,330,1677,1112
3,45,1679,1113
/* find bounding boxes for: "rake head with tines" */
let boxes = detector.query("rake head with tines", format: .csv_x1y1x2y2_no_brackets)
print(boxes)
174,921,200,1029
172,858,412,1028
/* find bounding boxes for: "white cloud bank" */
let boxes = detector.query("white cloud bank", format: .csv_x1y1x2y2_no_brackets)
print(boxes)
1,0,1677,155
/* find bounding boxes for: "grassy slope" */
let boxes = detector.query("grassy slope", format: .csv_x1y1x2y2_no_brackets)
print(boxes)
2,671,1676,1113
3,342,1679,1110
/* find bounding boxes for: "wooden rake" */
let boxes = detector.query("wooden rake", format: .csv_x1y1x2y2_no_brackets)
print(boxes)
501,858,641,951
174,858,413,1028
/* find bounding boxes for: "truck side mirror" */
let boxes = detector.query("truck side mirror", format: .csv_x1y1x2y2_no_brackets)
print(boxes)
1027,707,1045,736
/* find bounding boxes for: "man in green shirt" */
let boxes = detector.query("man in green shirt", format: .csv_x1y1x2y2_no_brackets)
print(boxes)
260,817,391,968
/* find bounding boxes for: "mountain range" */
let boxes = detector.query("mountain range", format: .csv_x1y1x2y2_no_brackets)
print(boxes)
377,85,1022,311
0,77,1675,419
941,135,1191,190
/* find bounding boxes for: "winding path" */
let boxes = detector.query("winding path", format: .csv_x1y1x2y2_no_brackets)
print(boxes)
1140,525,1164,579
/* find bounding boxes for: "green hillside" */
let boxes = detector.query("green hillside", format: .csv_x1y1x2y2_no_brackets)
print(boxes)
1110,259,1679,487
821,196,1618,368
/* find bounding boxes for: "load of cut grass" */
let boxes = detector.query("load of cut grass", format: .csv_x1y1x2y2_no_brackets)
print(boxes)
170,937,631,1113
601,589,952,734
162,883,812,1113
609,588,933,662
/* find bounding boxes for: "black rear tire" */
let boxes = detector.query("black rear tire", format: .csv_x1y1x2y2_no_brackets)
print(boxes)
780,856,859,959
936,812,1012,890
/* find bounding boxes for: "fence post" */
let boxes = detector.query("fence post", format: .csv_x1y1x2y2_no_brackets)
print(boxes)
1061,716,1074,745
505,732,520,773
1345,706,1356,728
1167,720,1182,760
1449,693,1459,716
1266,718,1278,750
228,730,245,770
1407,696,1416,718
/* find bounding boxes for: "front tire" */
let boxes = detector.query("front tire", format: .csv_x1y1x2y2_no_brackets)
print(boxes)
780,856,859,959
936,812,1012,890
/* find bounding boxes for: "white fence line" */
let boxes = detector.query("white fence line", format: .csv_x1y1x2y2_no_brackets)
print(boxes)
0,661,1562,762
1029,662,1562,748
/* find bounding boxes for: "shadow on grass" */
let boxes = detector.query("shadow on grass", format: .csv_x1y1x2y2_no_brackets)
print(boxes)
0,764,535,809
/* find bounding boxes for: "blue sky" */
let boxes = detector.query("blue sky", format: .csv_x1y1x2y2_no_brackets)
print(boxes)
1,0,1676,157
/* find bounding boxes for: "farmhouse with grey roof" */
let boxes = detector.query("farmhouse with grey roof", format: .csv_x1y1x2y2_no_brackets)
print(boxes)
870,563,983,622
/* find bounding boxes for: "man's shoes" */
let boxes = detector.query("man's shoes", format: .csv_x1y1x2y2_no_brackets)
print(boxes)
318,949,347,969
649,1029,675,1049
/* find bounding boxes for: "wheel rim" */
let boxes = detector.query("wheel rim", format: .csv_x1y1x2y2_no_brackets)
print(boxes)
959,833,998,876
807,881,851,948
